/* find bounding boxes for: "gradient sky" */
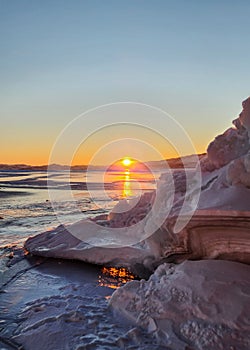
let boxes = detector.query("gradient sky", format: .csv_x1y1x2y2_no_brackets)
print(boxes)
1,0,250,165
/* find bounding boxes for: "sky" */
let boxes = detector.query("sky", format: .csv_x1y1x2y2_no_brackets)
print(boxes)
1,0,250,165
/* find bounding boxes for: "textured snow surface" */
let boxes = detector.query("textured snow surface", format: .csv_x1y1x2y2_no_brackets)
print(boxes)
110,259,250,349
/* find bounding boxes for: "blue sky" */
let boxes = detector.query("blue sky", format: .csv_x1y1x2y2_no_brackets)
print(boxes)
1,0,250,164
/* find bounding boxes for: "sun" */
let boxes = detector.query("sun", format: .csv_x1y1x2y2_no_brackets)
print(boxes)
121,157,132,167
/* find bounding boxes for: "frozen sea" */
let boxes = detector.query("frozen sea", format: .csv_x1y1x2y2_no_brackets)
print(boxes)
0,169,159,247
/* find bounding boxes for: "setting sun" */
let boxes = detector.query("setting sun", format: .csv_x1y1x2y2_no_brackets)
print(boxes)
122,157,132,167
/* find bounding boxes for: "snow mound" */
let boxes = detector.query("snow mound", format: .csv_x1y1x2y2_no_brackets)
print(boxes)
110,259,250,349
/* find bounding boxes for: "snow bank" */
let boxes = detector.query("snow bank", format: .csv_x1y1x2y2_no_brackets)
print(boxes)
110,259,250,349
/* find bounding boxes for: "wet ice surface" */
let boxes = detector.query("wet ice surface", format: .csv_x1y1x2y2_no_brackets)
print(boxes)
0,256,164,350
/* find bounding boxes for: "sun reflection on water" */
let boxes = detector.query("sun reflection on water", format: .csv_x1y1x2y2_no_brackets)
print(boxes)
122,170,133,198
98,266,135,289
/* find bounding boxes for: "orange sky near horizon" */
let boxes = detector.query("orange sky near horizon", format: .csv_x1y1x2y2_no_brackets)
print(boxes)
71,124,176,166
1,122,210,166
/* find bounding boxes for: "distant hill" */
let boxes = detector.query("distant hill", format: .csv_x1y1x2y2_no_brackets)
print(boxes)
0,154,206,172
146,153,206,169
0,164,87,172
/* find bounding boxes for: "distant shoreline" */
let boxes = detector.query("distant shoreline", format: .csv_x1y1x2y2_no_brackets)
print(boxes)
0,153,206,172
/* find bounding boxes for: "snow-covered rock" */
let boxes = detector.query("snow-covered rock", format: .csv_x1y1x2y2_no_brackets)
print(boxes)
238,96,250,133
205,97,250,170
110,259,250,349
226,152,250,187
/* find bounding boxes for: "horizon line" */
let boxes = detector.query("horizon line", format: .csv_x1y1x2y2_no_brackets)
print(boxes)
0,153,205,169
